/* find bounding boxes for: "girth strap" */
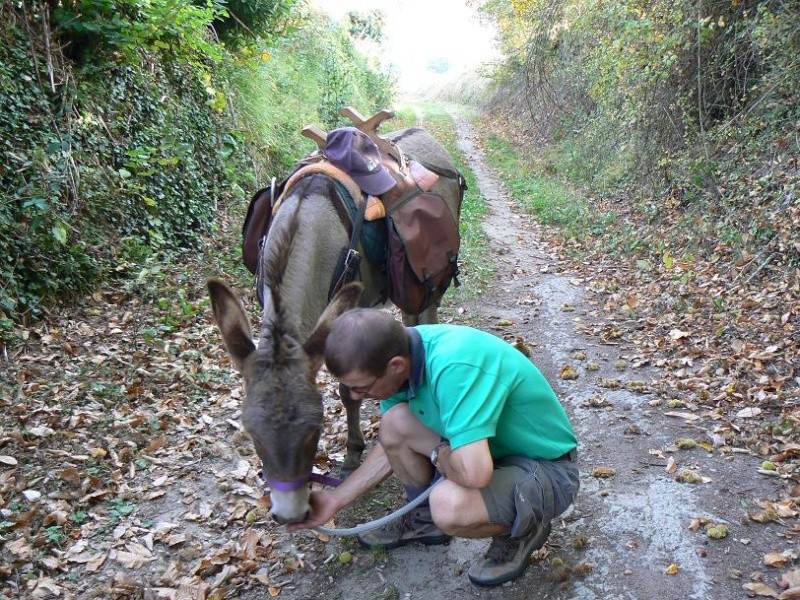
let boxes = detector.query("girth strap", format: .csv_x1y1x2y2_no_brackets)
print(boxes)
328,194,368,301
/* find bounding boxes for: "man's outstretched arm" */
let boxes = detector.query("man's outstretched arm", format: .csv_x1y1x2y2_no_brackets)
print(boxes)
286,442,393,531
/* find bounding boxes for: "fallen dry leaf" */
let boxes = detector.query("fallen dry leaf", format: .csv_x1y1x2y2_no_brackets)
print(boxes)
780,569,800,589
29,575,63,598
592,466,616,478
560,365,580,380
113,549,155,569
6,537,32,559
737,407,763,419
743,582,779,598
1,102,798,600
764,551,790,568
675,469,712,484
669,329,690,341
666,456,677,474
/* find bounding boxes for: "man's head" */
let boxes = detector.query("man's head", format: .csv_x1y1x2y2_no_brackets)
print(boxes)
324,308,410,399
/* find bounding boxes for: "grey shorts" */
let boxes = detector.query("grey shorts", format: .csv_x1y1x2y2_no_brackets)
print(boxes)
480,450,579,538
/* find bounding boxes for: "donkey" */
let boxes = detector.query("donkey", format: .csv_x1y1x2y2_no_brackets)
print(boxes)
208,126,461,524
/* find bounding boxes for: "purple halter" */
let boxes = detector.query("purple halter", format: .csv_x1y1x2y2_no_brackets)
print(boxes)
259,470,342,491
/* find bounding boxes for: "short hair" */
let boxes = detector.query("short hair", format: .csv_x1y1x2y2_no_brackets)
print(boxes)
324,309,409,377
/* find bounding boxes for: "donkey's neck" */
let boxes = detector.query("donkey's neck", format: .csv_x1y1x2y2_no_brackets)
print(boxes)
261,192,349,342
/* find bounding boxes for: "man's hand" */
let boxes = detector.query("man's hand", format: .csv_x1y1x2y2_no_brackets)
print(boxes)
283,443,392,533
285,490,342,532
285,443,393,532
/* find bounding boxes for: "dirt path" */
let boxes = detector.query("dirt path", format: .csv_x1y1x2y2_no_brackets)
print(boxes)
283,117,790,599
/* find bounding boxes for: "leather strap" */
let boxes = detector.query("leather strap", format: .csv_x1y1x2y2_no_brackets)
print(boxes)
328,196,368,301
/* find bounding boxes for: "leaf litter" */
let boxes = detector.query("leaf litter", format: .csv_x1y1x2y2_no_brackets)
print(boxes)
484,111,799,597
0,210,375,599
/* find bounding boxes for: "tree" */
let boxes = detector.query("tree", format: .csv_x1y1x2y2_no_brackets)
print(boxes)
346,9,385,43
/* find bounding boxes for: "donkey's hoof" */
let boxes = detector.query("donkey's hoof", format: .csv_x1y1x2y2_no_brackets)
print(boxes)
339,459,362,480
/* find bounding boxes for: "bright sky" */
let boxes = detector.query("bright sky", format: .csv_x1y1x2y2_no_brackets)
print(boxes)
311,0,499,92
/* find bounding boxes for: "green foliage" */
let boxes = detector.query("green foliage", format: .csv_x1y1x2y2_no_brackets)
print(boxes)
1,22,99,319
0,3,249,323
107,498,137,524
1,50,247,319
52,0,226,66
319,24,395,130
477,0,800,195
228,12,395,181
0,2,395,330
483,132,615,240
74,63,242,246
346,9,385,43
213,0,302,45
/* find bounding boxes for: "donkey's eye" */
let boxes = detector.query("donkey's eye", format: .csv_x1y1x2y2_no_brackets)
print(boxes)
286,406,297,421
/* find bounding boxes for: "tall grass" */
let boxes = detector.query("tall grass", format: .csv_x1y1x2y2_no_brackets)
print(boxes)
482,133,616,241
228,12,395,185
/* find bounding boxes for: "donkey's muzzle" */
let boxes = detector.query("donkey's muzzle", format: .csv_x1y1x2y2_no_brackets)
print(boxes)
271,508,310,526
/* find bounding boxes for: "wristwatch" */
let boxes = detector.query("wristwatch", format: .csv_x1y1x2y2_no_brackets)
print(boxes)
430,440,449,469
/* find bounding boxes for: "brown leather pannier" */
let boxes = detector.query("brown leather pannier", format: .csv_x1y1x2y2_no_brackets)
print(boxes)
384,179,460,315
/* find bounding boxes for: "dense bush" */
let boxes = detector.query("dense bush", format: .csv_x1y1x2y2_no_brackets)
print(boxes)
475,0,798,311
227,12,395,182
0,1,394,331
212,0,301,45
0,20,101,323
52,0,226,64
476,0,800,194
0,5,247,327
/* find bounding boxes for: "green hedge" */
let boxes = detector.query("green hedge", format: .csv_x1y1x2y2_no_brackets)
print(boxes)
0,21,249,325
228,13,396,182
0,2,394,331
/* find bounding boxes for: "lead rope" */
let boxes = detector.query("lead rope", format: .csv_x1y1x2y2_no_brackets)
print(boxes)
313,478,443,537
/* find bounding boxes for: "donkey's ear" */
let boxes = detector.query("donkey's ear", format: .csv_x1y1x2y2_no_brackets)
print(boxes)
302,283,363,364
207,278,256,371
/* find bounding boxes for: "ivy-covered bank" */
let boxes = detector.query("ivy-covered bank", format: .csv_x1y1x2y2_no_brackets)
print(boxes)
0,1,393,331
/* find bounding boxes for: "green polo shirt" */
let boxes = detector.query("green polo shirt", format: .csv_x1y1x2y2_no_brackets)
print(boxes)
381,324,577,460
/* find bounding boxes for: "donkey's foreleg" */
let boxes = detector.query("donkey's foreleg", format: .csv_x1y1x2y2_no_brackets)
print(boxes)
339,383,365,478
402,303,439,326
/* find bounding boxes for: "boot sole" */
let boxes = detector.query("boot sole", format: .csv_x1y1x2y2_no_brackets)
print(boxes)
358,533,452,551
468,561,530,587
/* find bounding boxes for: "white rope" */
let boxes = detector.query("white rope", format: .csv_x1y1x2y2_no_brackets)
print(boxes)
314,478,443,537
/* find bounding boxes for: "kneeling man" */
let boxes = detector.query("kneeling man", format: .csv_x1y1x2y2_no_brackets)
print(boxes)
288,309,579,586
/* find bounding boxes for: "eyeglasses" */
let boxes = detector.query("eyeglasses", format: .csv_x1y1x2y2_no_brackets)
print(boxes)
348,375,379,396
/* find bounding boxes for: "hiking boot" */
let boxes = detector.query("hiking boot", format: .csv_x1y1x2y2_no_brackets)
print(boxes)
357,507,451,550
467,522,552,586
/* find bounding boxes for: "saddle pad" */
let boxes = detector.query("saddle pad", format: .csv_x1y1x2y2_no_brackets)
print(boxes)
332,180,387,268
